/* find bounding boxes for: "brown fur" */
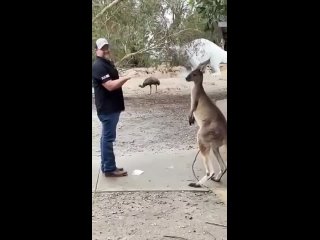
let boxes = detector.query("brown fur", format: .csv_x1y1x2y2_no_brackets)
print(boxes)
139,77,160,94
186,59,227,187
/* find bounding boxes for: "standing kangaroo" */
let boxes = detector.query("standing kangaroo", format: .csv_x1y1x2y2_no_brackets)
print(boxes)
186,59,227,188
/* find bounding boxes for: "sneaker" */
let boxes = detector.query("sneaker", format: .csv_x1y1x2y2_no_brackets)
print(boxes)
104,170,128,177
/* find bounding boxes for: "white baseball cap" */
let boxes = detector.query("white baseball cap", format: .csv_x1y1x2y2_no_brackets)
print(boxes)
96,38,109,49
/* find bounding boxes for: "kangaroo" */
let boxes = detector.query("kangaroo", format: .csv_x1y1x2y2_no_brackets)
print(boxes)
186,59,227,188
171,38,227,77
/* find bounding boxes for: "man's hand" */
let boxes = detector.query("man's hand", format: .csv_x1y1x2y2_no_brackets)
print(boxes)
103,70,137,91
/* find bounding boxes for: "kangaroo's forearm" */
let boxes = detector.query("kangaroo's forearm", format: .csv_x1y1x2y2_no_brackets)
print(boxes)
190,99,199,113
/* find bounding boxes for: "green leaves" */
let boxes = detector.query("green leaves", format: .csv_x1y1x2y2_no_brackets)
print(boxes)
92,0,226,67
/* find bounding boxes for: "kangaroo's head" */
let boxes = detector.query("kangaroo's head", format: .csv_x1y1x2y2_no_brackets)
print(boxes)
185,59,210,83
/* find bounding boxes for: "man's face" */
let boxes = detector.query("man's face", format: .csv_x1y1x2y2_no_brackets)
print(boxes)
100,44,110,59
97,44,111,59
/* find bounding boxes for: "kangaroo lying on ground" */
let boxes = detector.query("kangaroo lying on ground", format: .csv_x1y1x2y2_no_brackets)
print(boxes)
171,38,227,77
186,59,227,188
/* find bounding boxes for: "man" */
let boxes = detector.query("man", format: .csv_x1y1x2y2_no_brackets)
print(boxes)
92,38,136,177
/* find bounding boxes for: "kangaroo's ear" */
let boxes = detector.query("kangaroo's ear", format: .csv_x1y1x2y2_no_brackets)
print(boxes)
197,59,210,73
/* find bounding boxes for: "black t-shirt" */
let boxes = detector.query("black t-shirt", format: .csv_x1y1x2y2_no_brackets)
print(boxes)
92,57,125,115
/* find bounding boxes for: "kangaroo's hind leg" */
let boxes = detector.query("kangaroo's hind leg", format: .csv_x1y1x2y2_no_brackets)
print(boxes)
189,132,215,188
211,146,227,182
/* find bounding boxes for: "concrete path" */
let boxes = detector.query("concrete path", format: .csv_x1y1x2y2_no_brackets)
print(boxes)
92,149,227,202
92,99,227,202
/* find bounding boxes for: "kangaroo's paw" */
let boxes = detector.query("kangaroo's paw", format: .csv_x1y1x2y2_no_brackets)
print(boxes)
188,182,202,188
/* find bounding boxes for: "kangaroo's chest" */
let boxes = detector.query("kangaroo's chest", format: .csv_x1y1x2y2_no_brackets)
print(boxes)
191,88,209,126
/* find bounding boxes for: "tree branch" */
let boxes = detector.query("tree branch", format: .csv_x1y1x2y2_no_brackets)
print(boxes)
93,0,125,23
115,28,202,66
205,221,227,227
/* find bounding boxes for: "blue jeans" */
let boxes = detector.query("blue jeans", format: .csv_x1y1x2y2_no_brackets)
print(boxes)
98,112,121,173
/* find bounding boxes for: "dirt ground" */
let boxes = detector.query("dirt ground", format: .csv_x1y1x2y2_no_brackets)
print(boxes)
92,65,227,240
92,191,227,240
